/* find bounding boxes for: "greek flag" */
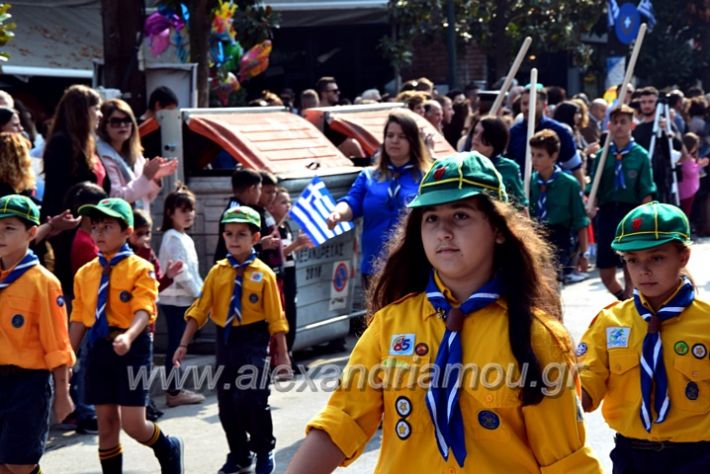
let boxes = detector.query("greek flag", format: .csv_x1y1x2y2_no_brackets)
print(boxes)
637,0,657,29
607,0,620,28
289,176,354,246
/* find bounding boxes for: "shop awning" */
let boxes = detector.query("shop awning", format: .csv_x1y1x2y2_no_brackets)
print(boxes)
305,104,456,159
183,108,359,179
1,1,102,78
269,0,388,26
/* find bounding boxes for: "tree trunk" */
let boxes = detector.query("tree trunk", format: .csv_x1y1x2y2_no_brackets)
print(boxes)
188,0,213,107
101,0,146,114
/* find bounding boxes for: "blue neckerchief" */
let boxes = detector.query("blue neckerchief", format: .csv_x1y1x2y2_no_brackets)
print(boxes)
633,277,694,432
610,140,635,190
424,272,502,467
0,250,39,290
535,165,562,221
386,162,416,210
223,249,258,343
88,243,133,344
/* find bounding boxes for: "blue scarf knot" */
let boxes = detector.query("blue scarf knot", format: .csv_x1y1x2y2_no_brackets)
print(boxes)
89,243,134,344
610,140,635,190
424,272,502,467
535,165,562,221
386,162,416,209
223,249,258,343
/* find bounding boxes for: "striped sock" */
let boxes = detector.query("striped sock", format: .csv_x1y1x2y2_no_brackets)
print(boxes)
143,423,171,458
99,444,123,474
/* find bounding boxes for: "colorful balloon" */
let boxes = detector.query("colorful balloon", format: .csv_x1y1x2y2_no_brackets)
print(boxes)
239,40,272,82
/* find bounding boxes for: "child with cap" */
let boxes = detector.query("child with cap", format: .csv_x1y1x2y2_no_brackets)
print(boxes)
587,104,656,300
529,129,590,282
286,152,602,473
68,197,183,474
0,194,76,474
577,201,710,472
173,205,290,474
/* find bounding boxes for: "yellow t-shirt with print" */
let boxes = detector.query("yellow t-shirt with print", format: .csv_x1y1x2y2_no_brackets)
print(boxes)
307,274,601,473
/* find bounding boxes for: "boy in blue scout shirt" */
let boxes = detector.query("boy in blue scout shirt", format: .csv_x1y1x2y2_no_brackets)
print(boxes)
529,129,590,281
174,206,290,474
0,195,76,474
578,201,710,472
587,104,656,300
68,198,183,474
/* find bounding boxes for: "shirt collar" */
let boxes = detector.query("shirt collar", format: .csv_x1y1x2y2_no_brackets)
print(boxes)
638,278,685,313
425,271,506,319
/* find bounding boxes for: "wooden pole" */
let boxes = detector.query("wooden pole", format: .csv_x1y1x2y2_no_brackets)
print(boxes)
489,36,532,116
586,24,647,213
523,68,537,198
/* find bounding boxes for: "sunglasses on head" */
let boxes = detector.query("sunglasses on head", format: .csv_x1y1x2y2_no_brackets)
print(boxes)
108,117,132,127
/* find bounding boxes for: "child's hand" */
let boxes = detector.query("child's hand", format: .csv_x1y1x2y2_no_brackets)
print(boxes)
173,345,187,368
271,350,293,381
326,212,341,229
699,157,710,167
577,255,589,273
53,390,75,423
48,210,81,235
586,206,598,219
295,232,313,249
166,260,184,279
261,233,280,250
113,334,132,356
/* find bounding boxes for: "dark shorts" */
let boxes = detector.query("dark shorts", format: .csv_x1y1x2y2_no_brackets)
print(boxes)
611,434,710,473
596,203,636,269
85,331,152,406
544,224,573,279
0,367,51,465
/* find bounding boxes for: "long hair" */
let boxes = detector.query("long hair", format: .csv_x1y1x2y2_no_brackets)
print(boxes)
553,101,580,131
368,194,560,405
478,116,510,158
97,99,143,166
161,182,196,232
0,132,35,192
45,85,101,174
376,111,432,179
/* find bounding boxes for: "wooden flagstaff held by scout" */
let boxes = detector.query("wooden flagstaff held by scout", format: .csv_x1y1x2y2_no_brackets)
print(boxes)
523,68,538,197
489,36,532,116
586,23,647,214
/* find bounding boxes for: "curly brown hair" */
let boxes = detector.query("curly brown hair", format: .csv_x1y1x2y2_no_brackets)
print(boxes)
0,132,35,192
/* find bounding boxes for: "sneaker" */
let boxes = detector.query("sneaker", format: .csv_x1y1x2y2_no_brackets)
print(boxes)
76,416,99,435
56,412,79,430
564,271,589,285
147,398,164,421
218,453,255,474
159,436,184,474
255,451,275,474
166,389,205,407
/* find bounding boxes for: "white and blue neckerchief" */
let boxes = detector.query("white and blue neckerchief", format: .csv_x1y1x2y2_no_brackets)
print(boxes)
0,250,39,290
610,140,635,190
424,272,502,467
89,243,134,344
535,165,562,221
386,162,415,209
223,249,258,343
633,277,694,432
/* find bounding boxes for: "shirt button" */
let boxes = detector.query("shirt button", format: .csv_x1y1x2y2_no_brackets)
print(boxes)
486,395,494,403
615,364,621,371
692,371,699,377
448,468,456,474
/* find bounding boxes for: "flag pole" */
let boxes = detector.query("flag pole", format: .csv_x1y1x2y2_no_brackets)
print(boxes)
489,36,532,117
523,68,538,198
587,23,647,213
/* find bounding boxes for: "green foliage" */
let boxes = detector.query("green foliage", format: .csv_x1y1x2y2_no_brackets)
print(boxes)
0,3,16,63
232,1,279,51
635,0,709,90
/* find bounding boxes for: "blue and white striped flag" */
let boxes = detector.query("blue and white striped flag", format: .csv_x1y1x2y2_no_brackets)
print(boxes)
637,0,656,29
289,176,354,246
607,0,620,28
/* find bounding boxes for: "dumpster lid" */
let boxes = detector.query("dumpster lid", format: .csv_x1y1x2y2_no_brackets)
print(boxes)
183,108,360,179
304,105,456,159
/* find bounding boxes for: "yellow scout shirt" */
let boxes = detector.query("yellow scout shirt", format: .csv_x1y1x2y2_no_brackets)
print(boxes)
71,254,158,329
0,264,76,370
307,279,601,473
185,258,287,335
578,295,710,442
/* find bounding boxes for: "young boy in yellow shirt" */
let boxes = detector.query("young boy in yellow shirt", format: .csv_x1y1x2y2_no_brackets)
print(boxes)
0,194,75,474
174,206,290,474
69,198,183,474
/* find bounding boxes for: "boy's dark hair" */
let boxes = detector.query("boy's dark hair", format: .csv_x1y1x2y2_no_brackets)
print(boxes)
529,129,560,156
638,86,659,97
85,211,129,231
522,87,548,103
369,194,560,406
545,86,566,106
161,182,196,232
259,170,278,186
231,168,262,193
148,86,178,111
477,116,510,158
64,181,108,216
315,76,337,94
133,209,152,229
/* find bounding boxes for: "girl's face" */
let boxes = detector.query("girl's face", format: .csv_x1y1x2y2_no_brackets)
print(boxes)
623,242,690,310
170,206,195,231
89,104,102,131
384,122,411,164
129,225,152,250
269,192,291,222
106,111,133,145
471,123,493,157
1,113,22,134
421,197,498,298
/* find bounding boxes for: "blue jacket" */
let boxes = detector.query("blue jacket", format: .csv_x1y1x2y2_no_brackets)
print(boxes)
508,115,582,172
340,167,421,276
